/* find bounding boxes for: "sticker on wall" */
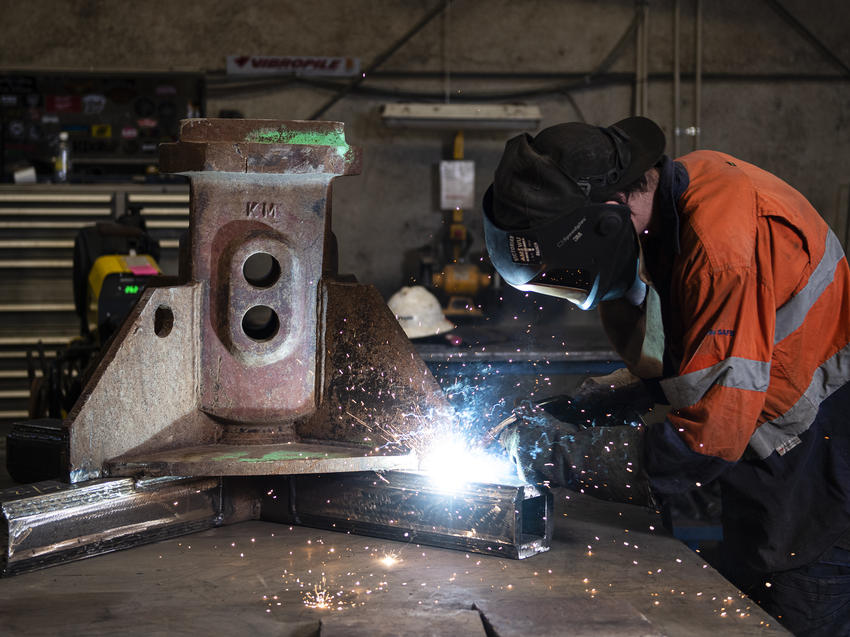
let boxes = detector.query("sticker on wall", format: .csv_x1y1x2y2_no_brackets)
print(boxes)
226,55,360,77
0,76,35,93
83,94,107,115
7,120,25,139
121,126,138,139
45,95,81,113
439,160,476,211
91,124,112,139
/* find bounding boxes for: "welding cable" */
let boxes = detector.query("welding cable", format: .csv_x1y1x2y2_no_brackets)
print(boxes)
208,6,640,105
206,0,850,103
309,0,451,119
206,70,850,102
763,0,850,77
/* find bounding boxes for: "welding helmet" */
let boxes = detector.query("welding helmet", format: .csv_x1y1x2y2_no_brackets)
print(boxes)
482,117,665,310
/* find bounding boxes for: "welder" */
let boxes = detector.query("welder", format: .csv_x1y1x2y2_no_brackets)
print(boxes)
482,116,850,635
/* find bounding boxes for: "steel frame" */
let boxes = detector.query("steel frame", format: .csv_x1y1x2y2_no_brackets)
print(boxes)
1,471,551,576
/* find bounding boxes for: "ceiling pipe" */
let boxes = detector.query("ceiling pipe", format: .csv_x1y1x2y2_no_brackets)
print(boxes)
694,0,702,149
642,1,650,116
673,0,681,158
634,1,650,117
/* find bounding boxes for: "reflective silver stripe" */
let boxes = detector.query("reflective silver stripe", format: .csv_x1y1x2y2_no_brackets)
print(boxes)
749,342,850,459
660,356,771,409
775,230,845,344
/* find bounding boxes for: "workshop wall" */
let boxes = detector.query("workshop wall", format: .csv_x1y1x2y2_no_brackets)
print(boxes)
1,0,848,300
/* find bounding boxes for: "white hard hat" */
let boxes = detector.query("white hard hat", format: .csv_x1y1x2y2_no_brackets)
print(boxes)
388,286,455,339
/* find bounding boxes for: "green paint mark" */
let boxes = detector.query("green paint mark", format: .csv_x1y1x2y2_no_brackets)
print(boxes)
211,451,249,461
211,449,351,463
244,126,353,164
244,127,349,151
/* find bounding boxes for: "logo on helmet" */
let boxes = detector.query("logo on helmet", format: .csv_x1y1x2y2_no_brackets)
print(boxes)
556,216,587,248
508,235,541,265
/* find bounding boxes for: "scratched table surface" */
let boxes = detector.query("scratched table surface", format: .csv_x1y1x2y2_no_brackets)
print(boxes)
0,489,787,636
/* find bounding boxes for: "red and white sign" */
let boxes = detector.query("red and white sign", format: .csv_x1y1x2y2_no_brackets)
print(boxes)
226,55,360,77
45,95,81,113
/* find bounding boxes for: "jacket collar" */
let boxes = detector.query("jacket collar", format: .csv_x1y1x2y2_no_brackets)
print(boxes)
641,156,688,286
654,155,689,255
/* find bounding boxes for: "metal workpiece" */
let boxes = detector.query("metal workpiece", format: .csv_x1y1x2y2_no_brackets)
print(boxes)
8,119,549,577
0,477,228,577
261,472,553,560
158,118,362,176
302,278,451,448
64,119,452,480
161,119,362,424
1,471,548,576
105,443,418,478
67,284,205,482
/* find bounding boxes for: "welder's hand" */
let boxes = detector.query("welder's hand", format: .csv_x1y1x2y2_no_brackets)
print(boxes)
498,396,654,506
498,399,580,485
570,368,657,427
552,423,654,506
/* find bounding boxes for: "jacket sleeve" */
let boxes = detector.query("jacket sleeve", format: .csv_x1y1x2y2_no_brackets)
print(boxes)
657,246,774,464
598,285,665,380
645,420,735,494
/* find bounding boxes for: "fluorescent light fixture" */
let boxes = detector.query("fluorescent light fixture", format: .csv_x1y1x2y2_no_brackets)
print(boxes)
381,103,541,130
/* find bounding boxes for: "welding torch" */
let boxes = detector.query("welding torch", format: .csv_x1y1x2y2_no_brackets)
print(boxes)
483,394,586,448
483,384,652,449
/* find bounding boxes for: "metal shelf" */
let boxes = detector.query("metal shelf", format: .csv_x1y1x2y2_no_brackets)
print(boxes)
0,182,188,425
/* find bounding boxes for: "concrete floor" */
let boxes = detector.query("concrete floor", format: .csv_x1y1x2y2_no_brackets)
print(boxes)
0,475,788,636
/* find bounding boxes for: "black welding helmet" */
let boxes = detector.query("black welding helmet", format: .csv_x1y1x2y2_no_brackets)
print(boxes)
483,188,639,309
482,117,665,309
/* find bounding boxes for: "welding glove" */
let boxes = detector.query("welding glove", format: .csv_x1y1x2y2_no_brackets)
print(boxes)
509,374,653,432
498,399,581,484
500,401,653,506
569,367,660,427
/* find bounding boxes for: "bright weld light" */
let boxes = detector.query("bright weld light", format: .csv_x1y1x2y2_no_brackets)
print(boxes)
420,433,515,492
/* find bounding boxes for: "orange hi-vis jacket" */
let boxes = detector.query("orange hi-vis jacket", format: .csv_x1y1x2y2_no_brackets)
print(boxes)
605,151,850,573
663,151,850,462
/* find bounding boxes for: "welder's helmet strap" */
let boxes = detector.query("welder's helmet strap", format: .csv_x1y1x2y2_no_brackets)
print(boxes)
483,192,639,309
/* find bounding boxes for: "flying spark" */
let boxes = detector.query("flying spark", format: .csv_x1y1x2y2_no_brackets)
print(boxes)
380,552,400,567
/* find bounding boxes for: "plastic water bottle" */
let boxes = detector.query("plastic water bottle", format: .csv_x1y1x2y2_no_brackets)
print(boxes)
54,131,71,182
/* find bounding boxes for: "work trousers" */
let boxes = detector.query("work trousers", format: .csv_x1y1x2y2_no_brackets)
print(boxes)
730,546,850,636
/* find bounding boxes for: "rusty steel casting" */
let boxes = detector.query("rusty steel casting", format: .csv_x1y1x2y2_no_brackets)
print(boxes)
160,118,363,425
65,119,450,482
